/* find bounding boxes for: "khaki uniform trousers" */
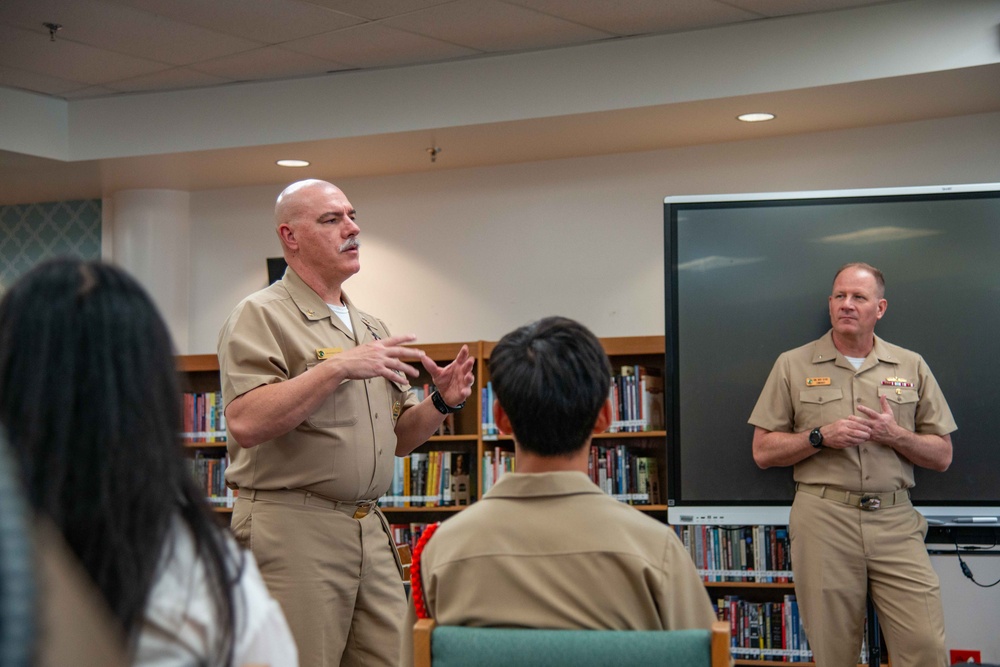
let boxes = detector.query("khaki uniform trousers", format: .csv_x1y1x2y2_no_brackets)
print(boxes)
232,492,406,667
789,490,946,667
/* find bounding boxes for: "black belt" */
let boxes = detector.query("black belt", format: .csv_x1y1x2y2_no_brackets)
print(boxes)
246,488,377,519
796,483,909,511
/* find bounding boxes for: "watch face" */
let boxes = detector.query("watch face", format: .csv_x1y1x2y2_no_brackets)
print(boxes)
809,429,823,447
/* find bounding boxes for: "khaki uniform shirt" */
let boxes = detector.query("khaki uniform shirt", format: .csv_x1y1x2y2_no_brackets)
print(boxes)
218,268,418,501
400,471,717,663
749,330,956,493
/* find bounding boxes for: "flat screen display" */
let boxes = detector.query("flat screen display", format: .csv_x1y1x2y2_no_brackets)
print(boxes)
664,185,1000,525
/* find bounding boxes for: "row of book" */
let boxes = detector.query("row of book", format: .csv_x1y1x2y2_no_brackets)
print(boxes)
608,365,665,433
390,522,432,552
482,446,514,492
481,381,499,438
186,450,236,508
482,366,667,439
182,391,227,443
588,444,661,504
673,524,792,582
380,450,471,507
716,595,812,662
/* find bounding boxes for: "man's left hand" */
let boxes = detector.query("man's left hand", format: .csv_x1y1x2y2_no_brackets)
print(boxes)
419,344,475,407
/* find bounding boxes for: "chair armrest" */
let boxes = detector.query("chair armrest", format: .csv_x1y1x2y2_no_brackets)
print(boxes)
711,620,731,667
414,618,436,667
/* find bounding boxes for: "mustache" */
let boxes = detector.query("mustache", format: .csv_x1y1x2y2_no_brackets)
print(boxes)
339,237,360,252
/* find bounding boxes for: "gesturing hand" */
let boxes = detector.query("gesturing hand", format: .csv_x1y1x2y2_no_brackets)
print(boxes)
855,394,899,445
334,334,424,382
419,344,475,407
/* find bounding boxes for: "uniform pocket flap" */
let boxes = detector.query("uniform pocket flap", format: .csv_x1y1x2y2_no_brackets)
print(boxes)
799,387,844,405
878,387,919,404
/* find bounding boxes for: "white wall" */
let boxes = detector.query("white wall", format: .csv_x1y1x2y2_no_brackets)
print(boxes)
188,110,1000,353
932,550,1000,661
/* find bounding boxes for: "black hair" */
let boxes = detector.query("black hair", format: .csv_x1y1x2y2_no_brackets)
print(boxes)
488,316,611,456
0,258,238,663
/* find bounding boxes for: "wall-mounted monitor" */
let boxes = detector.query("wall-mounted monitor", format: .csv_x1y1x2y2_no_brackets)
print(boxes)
664,184,1000,527
267,256,287,285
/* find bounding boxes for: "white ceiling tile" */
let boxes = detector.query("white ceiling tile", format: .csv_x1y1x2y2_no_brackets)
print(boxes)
0,0,262,65
502,0,759,36
283,23,479,68
191,46,349,81
115,0,365,44
0,24,170,85
301,0,457,21
381,0,612,52
101,66,232,93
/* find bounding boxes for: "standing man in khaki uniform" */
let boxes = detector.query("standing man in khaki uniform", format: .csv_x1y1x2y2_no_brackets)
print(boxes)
749,262,955,667
400,316,717,666
218,179,475,667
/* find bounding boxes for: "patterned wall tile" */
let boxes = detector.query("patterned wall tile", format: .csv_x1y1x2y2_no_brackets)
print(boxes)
0,200,102,291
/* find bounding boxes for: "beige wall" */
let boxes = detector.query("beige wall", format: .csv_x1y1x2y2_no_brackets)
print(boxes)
187,110,1000,354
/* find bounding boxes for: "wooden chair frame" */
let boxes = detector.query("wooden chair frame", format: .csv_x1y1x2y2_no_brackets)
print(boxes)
413,619,731,667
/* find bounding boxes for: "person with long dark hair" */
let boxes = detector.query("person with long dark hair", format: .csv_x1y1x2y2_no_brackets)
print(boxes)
0,258,298,666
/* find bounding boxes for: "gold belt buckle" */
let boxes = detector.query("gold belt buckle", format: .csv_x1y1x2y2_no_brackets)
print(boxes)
859,496,881,511
353,503,372,519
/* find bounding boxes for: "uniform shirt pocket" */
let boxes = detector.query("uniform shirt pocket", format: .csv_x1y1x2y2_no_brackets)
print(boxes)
877,387,919,431
304,361,359,428
797,387,844,428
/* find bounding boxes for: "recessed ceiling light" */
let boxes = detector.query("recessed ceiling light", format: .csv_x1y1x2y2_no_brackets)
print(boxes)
737,112,776,123
276,159,310,167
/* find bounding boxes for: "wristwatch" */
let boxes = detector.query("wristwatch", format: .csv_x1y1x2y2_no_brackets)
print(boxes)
808,428,824,449
431,390,466,414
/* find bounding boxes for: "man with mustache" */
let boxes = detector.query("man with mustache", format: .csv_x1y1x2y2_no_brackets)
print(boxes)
218,179,474,667
749,262,955,667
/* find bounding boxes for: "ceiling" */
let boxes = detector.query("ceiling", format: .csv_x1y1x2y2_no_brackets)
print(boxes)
0,0,903,100
3,0,998,205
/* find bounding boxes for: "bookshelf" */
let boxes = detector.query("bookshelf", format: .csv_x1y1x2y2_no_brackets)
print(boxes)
176,355,233,514
178,336,669,547
478,335,668,513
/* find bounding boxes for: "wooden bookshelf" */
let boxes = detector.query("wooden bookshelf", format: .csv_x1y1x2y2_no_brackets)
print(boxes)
176,355,232,515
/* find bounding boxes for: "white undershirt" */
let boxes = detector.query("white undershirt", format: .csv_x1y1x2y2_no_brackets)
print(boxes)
845,356,865,370
328,303,353,333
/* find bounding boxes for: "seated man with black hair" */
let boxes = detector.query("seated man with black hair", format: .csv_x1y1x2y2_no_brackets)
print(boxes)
400,316,716,666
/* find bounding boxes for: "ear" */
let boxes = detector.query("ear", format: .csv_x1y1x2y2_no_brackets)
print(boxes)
876,298,887,320
493,399,513,436
592,399,613,434
278,223,298,251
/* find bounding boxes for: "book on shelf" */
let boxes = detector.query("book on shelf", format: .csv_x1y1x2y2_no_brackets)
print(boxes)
389,522,433,552
715,594,811,662
186,449,236,508
481,381,499,439
586,445,659,505
674,524,792,583
608,366,665,433
380,450,469,508
482,446,514,493
181,390,227,443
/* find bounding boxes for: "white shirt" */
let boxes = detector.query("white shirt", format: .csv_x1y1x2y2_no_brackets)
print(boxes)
135,519,298,667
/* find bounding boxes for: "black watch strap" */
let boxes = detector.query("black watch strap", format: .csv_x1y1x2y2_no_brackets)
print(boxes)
431,390,465,414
